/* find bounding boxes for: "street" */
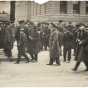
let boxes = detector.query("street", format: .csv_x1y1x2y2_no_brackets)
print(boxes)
0,44,88,87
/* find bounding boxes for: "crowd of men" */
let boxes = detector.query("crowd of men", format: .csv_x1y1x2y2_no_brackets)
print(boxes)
0,20,88,71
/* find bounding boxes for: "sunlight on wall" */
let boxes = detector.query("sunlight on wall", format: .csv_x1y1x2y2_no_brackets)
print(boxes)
34,0,49,4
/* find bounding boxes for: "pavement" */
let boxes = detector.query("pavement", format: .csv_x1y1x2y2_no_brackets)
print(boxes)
0,43,88,87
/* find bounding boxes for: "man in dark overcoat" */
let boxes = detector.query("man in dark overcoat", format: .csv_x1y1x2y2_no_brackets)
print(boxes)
40,23,50,50
15,20,30,64
72,26,88,71
47,23,61,65
27,26,40,62
63,29,74,62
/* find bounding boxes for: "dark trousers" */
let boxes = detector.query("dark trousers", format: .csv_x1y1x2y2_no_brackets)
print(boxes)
74,46,88,70
73,60,88,71
31,53,38,61
16,54,29,63
16,49,29,63
74,45,80,61
42,40,48,50
63,47,71,61
49,56,60,65
29,51,38,61
44,42,48,50
4,42,13,58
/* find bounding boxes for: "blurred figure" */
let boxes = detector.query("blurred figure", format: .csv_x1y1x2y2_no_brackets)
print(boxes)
4,22,16,61
15,20,30,64
63,23,74,62
72,26,88,71
27,26,40,62
40,23,50,50
57,21,64,56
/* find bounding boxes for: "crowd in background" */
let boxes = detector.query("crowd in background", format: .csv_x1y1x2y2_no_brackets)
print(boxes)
0,20,88,71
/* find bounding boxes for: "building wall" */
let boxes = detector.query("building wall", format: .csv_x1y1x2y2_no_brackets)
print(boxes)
0,1,88,23
28,1,88,23
15,1,27,21
0,1,10,14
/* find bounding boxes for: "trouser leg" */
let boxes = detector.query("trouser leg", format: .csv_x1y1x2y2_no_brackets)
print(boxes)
40,41,43,50
42,41,44,50
73,61,81,71
41,41,43,50
23,54,30,62
56,56,60,65
34,54,38,61
8,49,12,57
63,47,67,62
49,56,53,65
83,60,88,70
44,42,47,50
68,48,71,61
16,54,21,64
16,48,22,63
74,48,76,56
5,48,12,61
29,52,34,60
75,47,79,61
59,46,62,56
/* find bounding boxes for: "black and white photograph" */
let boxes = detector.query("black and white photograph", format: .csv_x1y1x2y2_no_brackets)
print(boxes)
0,0,88,87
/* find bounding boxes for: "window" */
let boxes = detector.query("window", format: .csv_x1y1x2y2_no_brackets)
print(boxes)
73,1,80,14
60,1,67,14
86,1,88,14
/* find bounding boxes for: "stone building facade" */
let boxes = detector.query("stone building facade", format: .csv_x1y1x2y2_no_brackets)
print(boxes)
0,1,88,23
15,1,88,23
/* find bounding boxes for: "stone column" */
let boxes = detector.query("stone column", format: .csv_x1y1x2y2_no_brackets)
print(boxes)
10,1,15,23
31,1,34,16
80,1,86,15
67,1,73,14
36,4,40,16
26,1,31,20
33,2,37,16
57,1,60,15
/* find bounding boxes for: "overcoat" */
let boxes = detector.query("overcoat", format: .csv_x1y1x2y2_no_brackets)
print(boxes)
4,24,16,50
49,29,60,59
27,28,40,55
15,26,28,56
